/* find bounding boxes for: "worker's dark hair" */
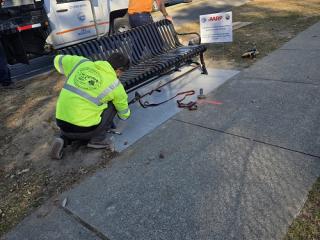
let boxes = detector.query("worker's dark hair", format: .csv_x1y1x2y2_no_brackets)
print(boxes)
107,52,130,71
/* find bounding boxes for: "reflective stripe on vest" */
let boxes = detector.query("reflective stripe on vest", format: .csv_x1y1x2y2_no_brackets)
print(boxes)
96,79,120,102
67,59,89,79
62,58,120,106
64,84,101,105
118,108,130,115
58,55,65,74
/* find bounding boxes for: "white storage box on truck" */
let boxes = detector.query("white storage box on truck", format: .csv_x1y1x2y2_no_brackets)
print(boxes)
45,0,130,49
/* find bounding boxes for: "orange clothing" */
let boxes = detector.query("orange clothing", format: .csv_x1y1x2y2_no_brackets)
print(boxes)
128,0,153,14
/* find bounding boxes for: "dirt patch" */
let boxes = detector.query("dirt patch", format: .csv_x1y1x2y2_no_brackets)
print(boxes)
0,73,117,235
175,0,320,69
1,0,320,237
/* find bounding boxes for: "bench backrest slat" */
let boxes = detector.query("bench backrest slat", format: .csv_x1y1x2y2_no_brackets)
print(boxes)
146,24,167,54
157,24,173,50
169,24,182,47
57,19,196,71
84,41,98,60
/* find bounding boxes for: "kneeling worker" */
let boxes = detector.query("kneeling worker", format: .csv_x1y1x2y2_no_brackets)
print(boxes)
52,53,130,155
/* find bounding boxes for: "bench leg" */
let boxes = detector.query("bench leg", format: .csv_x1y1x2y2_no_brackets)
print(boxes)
174,65,181,72
200,53,208,75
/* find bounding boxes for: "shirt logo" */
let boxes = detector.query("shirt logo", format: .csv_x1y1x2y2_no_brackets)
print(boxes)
74,67,102,90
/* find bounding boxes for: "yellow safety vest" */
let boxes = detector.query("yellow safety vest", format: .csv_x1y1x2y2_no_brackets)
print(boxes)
54,55,130,127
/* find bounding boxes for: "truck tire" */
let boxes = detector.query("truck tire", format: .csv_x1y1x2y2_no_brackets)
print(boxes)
112,14,131,34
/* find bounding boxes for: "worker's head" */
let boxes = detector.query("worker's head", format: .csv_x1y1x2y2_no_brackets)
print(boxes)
107,52,130,77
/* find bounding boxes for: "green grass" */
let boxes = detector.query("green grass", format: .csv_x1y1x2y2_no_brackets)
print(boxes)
284,178,320,240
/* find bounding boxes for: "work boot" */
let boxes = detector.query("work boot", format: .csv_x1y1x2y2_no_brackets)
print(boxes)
50,137,64,160
87,133,115,151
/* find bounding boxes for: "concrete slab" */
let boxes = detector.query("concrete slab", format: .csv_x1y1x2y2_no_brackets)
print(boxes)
62,120,320,240
280,22,320,50
112,67,239,152
233,21,252,30
2,207,99,240
239,50,320,84
174,78,320,157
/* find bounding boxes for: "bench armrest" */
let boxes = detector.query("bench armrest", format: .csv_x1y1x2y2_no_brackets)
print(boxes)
176,31,201,45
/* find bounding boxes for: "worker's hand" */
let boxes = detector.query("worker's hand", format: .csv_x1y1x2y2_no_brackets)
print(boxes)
117,113,130,121
165,15,173,22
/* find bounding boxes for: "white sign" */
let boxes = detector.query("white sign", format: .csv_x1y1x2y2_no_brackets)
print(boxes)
200,12,233,43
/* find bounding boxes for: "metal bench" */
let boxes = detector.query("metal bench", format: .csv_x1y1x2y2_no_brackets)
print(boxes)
58,19,207,92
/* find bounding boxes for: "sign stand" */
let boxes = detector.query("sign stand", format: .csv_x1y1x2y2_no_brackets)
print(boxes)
200,11,233,44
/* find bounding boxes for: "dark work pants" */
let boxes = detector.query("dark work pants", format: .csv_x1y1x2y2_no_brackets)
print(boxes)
0,40,11,86
57,103,117,141
129,13,154,28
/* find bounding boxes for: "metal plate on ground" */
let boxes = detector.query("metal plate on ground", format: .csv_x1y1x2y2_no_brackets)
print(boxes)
10,55,54,81
112,67,239,152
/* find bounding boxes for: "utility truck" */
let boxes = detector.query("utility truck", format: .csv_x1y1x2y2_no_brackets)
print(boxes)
0,0,129,66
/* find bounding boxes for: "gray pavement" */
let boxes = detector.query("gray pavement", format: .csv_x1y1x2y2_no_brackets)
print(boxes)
61,121,319,240
3,22,320,240
174,78,320,156
239,50,320,84
3,207,99,240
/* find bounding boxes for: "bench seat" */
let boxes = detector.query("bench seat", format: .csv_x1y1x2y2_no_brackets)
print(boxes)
58,20,207,91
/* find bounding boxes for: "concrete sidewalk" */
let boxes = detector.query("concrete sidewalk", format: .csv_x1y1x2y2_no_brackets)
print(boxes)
3,22,320,240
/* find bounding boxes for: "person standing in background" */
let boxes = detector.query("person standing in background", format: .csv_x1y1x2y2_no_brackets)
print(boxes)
0,40,12,88
128,0,172,28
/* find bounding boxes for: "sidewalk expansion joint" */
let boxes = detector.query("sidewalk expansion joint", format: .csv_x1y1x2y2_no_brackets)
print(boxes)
280,48,320,51
240,77,320,86
172,118,320,159
60,206,111,240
